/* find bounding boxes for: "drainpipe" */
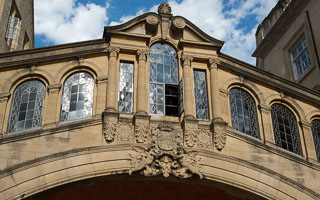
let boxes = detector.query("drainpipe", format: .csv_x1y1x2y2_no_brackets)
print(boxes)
306,10,320,69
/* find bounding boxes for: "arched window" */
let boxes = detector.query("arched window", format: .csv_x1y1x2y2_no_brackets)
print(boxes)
60,72,94,122
229,88,259,138
7,80,46,133
271,104,302,155
149,43,179,116
311,119,320,161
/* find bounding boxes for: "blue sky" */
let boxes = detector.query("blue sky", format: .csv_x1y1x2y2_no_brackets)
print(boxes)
34,0,278,64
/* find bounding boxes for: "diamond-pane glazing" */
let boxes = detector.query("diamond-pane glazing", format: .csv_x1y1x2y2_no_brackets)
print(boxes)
193,70,209,120
60,72,94,122
7,80,46,133
271,104,302,155
118,62,134,112
229,88,259,138
149,43,178,115
311,119,320,162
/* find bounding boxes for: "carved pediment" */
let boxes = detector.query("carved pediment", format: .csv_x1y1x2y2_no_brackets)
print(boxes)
103,3,224,50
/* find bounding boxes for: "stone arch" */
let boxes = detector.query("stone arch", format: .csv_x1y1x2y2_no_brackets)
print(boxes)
221,77,266,105
56,60,102,83
1,68,52,93
306,110,320,122
0,146,318,200
149,37,179,51
266,94,306,121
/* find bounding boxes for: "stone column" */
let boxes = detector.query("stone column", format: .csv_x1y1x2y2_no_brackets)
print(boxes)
259,104,275,145
136,49,149,114
181,54,195,119
300,121,318,162
44,84,61,126
0,92,10,135
209,56,221,121
106,46,120,112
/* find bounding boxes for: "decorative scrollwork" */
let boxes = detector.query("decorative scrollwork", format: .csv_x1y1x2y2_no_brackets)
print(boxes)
214,129,226,151
146,15,160,25
172,17,185,29
135,123,150,143
198,129,211,148
118,122,134,143
185,129,198,147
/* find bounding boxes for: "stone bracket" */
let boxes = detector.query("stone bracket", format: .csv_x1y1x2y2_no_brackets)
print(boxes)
103,111,119,143
212,118,228,151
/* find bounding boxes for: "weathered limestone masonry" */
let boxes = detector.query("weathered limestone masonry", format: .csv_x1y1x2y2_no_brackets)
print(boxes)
0,2,320,200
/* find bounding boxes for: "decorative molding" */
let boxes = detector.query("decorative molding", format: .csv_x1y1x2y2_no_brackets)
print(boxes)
172,16,185,30
48,84,61,94
146,14,160,26
198,129,212,148
212,118,228,151
117,122,134,143
185,129,198,147
137,49,149,61
103,112,119,143
158,2,172,15
108,46,120,58
135,123,150,143
96,76,108,85
209,56,220,69
129,123,203,179
0,92,11,103
181,54,193,67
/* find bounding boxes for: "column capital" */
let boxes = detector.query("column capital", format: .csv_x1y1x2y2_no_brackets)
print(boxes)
209,56,220,70
137,49,149,61
108,46,120,58
299,120,311,128
258,104,271,113
181,54,193,67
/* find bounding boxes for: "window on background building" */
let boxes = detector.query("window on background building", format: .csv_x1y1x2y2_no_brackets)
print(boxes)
60,72,94,122
6,2,21,50
229,88,259,138
6,16,19,40
149,43,180,116
271,104,302,155
311,119,320,162
118,62,134,112
193,70,209,120
291,37,312,80
7,80,46,133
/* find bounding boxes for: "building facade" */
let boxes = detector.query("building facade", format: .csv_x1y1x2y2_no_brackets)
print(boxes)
0,2,320,200
253,0,320,91
0,0,34,53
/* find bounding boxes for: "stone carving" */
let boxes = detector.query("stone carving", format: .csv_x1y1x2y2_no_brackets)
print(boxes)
109,46,120,58
103,120,117,143
172,17,185,29
214,129,226,150
146,14,160,25
129,123,203,179
181,54,193,67
185,129,198,147
198,129,211,148
118,123,134,142
158,2,172,15
137,49,149,61
135,123,150,143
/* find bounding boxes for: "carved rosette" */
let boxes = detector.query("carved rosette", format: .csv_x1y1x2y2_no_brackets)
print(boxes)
135,123,150,143
117,123,134,143
198,129,212,148
146,14,160,26
103,120,117,143
172,17,186,30
158,2,172,14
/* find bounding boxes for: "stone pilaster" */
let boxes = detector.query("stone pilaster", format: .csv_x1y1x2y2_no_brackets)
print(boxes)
136,49,149,114
300,121,318,162
181,54,195,119
44,84,61,126
0,92,10,135
106,46,120,112
209,56,221,121
259,104,275,145
96,76,108,115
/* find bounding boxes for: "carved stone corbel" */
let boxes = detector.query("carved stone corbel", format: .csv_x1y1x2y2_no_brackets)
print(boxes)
103,111,119,143
212,118,228,151
134,113,151,143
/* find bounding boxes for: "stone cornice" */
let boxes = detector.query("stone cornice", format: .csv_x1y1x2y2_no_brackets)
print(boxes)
219,53,320,107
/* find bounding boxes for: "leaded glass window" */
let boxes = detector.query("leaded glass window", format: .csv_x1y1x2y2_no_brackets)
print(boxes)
60,72,94,122
311,119,320,161
271,104,302,155
118,62,134,112
291,37,311,80
229,88,259,138
7,80,46,133
149,43,179,116
193,70,209,119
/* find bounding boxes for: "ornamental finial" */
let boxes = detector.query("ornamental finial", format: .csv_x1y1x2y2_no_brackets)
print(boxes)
158,2,172,15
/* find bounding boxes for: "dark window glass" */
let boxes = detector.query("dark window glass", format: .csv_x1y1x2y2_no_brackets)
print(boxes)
229,88,259,138
271,104,302,155
311,119,320,161
7,80,46,133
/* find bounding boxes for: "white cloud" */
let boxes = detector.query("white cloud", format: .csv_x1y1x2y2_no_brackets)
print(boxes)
34,0,109,44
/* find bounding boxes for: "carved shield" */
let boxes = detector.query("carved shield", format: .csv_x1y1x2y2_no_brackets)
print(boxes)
157,130,176,151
